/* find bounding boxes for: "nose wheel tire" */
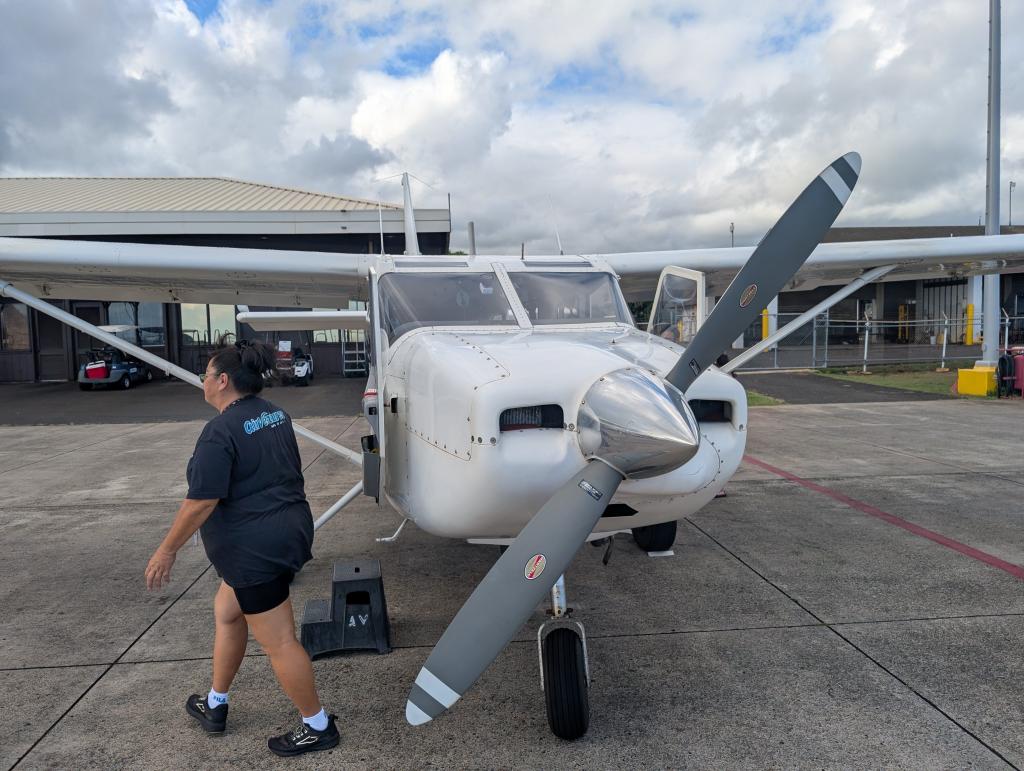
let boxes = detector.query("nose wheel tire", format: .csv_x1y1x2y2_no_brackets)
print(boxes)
541,627,590,741
631,520,677,552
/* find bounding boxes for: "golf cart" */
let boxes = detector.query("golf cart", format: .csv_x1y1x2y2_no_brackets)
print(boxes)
78,347,153,390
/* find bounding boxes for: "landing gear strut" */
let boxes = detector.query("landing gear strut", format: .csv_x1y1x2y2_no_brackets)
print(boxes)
538,575,590,740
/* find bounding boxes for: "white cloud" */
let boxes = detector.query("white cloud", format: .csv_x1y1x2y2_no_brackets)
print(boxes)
0,0,1021,253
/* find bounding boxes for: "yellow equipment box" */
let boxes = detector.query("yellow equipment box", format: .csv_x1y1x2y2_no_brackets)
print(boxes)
957,366,996,396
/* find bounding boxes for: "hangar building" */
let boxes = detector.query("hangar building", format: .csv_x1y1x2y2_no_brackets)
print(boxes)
1,177,1022,382
0,177,451,382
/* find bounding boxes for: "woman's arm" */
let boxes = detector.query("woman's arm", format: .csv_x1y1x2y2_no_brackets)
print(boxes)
144,498,218,590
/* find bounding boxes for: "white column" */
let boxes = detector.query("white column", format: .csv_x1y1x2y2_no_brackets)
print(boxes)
969,275,984,341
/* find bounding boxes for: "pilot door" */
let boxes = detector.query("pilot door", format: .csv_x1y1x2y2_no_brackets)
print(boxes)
647,267,706,345
365,268,387,500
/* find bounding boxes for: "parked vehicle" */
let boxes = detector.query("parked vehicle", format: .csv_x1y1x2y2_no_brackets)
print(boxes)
77,348,153,390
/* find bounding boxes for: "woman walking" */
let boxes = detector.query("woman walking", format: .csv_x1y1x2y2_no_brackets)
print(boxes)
144,339,338,758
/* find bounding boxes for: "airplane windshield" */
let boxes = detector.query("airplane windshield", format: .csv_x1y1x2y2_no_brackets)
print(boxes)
508,272,630,325
378,272,517,342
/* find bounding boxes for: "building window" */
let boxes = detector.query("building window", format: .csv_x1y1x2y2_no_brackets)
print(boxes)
209,305,237,345
313,302,366,344
138,303,166,346
0,302,30,351
106,302,167,346
181,304,209,345
180,304,237,346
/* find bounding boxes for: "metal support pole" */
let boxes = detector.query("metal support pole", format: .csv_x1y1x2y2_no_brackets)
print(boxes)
0,281,362,466
467,221,477,256
938,313,950,371
862,316,871,374
313,481,365,531
811,315,818,368
823,309,830,368
980,0,1002,365
1003,308,1010,352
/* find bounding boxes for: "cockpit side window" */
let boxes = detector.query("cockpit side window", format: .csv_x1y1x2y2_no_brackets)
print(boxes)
378,272,516,342
507,272,630,325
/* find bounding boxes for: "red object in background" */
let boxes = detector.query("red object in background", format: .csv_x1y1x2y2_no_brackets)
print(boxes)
85,361,109,379
1014,354,1024,395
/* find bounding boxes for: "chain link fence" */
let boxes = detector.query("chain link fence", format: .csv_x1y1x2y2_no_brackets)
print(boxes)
730,312,1024,371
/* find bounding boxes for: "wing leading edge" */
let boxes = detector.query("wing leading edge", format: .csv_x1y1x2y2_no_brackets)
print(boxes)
607,233,1024,299
0,237,372,306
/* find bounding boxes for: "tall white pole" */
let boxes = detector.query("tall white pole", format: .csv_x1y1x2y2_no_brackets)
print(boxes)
980,0,1001,365
468,221,477,256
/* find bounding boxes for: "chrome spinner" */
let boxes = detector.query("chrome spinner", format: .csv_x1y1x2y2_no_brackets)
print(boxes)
577,367,700,479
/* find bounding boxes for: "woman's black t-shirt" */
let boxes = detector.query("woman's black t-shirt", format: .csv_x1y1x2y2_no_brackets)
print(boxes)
186,395,313,588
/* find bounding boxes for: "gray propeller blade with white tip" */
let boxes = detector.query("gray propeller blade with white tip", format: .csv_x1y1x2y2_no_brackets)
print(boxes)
666,151,861,393
405,460,623,726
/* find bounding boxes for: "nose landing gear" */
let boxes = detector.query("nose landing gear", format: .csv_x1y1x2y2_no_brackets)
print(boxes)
537,575,591,740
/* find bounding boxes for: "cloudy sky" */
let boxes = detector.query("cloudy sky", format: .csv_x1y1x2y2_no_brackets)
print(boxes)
1,0,1022,254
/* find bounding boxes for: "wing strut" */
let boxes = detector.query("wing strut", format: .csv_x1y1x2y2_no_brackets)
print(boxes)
721,264,897,373
0,281,362,468
313,481,364,531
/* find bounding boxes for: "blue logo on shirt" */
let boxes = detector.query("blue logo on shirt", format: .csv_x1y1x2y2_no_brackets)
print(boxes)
244,410,286,435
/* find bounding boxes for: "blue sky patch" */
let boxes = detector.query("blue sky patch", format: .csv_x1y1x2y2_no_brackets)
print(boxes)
545,48,624,95
759,10,832,56
383,38,449,76
290,3,333,54
184,0,220,24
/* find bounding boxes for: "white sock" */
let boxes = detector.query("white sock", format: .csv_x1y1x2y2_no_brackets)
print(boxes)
207,688,229,709
302,707,328,732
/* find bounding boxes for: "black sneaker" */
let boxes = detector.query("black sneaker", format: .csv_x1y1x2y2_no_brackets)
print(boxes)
267,714,340,757
185,693,228,733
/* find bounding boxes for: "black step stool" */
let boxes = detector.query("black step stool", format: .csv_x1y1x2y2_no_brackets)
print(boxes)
300,560,391,659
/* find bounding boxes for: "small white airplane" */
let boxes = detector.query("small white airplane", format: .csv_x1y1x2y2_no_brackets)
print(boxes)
3,155,1024,740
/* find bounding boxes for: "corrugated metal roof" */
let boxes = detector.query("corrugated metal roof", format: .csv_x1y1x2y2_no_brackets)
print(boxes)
0,177,401,213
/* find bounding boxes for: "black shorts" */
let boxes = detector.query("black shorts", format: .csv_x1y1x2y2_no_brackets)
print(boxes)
233,572,294,615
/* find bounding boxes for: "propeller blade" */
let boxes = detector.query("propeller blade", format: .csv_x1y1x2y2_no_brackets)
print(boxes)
666,152,861,393
405,460,623,725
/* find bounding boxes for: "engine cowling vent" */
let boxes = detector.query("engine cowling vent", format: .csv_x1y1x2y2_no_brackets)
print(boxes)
499,405,564,431
687,399,732,423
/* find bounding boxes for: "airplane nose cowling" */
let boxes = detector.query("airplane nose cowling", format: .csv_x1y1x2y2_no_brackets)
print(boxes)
577,368,701,479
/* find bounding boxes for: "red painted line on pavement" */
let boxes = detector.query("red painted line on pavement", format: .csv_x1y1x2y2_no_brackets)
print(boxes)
744,455,1024,582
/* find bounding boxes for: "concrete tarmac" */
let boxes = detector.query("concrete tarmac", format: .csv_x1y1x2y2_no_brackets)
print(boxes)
2,395,1024,768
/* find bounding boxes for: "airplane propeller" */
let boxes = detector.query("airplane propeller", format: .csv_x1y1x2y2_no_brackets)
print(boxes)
405,152,861,726
667,151,862,393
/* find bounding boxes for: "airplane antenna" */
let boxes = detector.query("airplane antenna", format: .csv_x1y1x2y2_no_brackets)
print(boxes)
547,196,565,255
401,172,421,256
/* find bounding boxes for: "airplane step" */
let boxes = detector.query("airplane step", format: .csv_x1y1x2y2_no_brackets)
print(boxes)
300,559,392,659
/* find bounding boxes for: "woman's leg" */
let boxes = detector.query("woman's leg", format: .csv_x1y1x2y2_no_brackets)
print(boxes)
212,580,248,693
245,597,321,716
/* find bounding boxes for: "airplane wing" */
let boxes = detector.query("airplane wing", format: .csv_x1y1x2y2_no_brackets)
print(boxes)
0,237,373,306
605,233,1024,299
4,232,1024,307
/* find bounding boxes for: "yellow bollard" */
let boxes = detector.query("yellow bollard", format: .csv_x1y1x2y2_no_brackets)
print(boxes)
965,304,975,346
761,308,769,341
